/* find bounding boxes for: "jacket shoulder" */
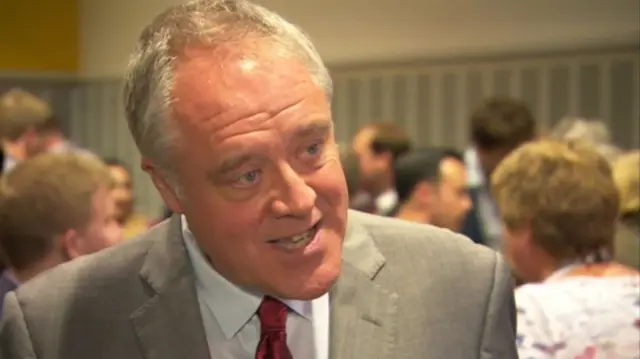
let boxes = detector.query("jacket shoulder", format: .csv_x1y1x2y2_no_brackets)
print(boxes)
11,220,171,317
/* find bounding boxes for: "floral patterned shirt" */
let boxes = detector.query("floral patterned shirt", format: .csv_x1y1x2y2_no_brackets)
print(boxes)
516,275,640,359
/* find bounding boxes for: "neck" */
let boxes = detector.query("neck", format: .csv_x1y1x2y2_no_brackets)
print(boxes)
395,203,431,224
537,249,636,282
371,173,393,198
522,249,561,283
559,262,638,278
10,254,65,283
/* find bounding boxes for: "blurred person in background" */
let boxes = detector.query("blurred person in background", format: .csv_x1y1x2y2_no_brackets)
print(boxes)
351,122,412,216
104,158,151,240
462,97,536,248
492,139,639,359
340,149,375,213
548,117,638,269
393,148,472,231
548,116,622,161
0,89,53,173
0,153,123,319
612,150,640,270
25,110,91,157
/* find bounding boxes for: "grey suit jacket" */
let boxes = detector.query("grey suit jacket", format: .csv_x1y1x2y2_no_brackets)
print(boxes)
0,210,518,359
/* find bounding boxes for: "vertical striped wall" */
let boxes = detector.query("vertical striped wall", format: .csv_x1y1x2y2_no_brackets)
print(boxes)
68,81,161,217
2,47,639,217
331,48,640,150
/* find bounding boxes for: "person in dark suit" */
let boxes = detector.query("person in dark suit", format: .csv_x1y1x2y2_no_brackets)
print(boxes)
0,148,5,176
462,97,537,248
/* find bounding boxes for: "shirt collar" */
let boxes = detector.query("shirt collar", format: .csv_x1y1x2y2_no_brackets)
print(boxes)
180,215,314,339
2,156,17,173
0,270,19,288
464,147,485,188
375,189,397,214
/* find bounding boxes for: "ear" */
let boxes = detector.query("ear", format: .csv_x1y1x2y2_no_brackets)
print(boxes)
413,181,435,204
141,159,184,214
59,228,83,260
375,151,393,169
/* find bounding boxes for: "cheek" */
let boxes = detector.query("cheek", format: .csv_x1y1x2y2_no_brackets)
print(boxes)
186,187,263,230
311,162,348,207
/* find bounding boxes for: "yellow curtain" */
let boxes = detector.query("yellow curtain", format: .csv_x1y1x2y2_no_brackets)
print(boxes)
0,0,78,72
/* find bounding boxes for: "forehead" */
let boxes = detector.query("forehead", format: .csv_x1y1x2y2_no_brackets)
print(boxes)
352,128,375,152
439,158,467,184
172,42,320,125
108,166,130,181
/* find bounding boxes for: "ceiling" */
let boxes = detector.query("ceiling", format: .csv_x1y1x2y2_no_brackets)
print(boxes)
80,0,640,76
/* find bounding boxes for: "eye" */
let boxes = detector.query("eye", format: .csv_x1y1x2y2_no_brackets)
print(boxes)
302,142,324,159
233,169,262,188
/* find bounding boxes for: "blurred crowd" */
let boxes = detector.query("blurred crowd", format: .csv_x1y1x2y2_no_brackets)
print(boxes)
341,98,639,356
0,89,158,297
1,53,639,359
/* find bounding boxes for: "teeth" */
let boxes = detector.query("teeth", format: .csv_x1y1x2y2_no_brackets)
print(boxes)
291,230,313,243
272,227,317,249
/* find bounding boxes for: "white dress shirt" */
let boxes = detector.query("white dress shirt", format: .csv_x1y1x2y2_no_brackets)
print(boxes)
463,147,503,249
374,189,398,216
181,217,329,359
1,155,16,173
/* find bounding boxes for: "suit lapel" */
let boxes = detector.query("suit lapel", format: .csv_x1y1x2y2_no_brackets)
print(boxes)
130,216,211,359
329,211,398,359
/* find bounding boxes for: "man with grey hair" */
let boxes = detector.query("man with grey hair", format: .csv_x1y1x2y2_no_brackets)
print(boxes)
0,1,518,358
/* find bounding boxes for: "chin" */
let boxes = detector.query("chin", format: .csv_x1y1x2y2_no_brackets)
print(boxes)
276,259,342,300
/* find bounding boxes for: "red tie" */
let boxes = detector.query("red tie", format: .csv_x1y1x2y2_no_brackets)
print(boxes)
255,296,293,359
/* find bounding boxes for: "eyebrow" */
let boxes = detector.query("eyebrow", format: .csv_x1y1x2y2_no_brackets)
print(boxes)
214,153,254,177
212,121,331,177
293,121,331,139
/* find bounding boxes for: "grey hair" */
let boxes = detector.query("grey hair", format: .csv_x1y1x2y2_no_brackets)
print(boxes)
122,0,332,179
548,117,622,162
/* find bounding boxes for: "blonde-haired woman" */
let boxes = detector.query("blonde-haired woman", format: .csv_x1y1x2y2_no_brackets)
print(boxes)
492,139,639,359
612,150,640,269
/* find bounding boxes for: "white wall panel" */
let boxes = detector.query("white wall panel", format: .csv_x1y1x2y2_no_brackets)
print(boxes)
68,81,163,217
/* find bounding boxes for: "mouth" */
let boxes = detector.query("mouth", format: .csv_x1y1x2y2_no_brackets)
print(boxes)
267,221,321,251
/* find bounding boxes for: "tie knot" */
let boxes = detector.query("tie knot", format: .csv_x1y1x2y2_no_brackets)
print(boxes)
258,296,288,332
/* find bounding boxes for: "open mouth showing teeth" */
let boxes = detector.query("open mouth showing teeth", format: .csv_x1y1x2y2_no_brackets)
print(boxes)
268,222,320,250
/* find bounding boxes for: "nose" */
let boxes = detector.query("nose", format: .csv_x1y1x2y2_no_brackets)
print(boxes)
271,163,317,218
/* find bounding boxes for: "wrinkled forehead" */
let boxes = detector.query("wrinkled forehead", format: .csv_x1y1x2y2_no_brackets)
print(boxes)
171,41,318,121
